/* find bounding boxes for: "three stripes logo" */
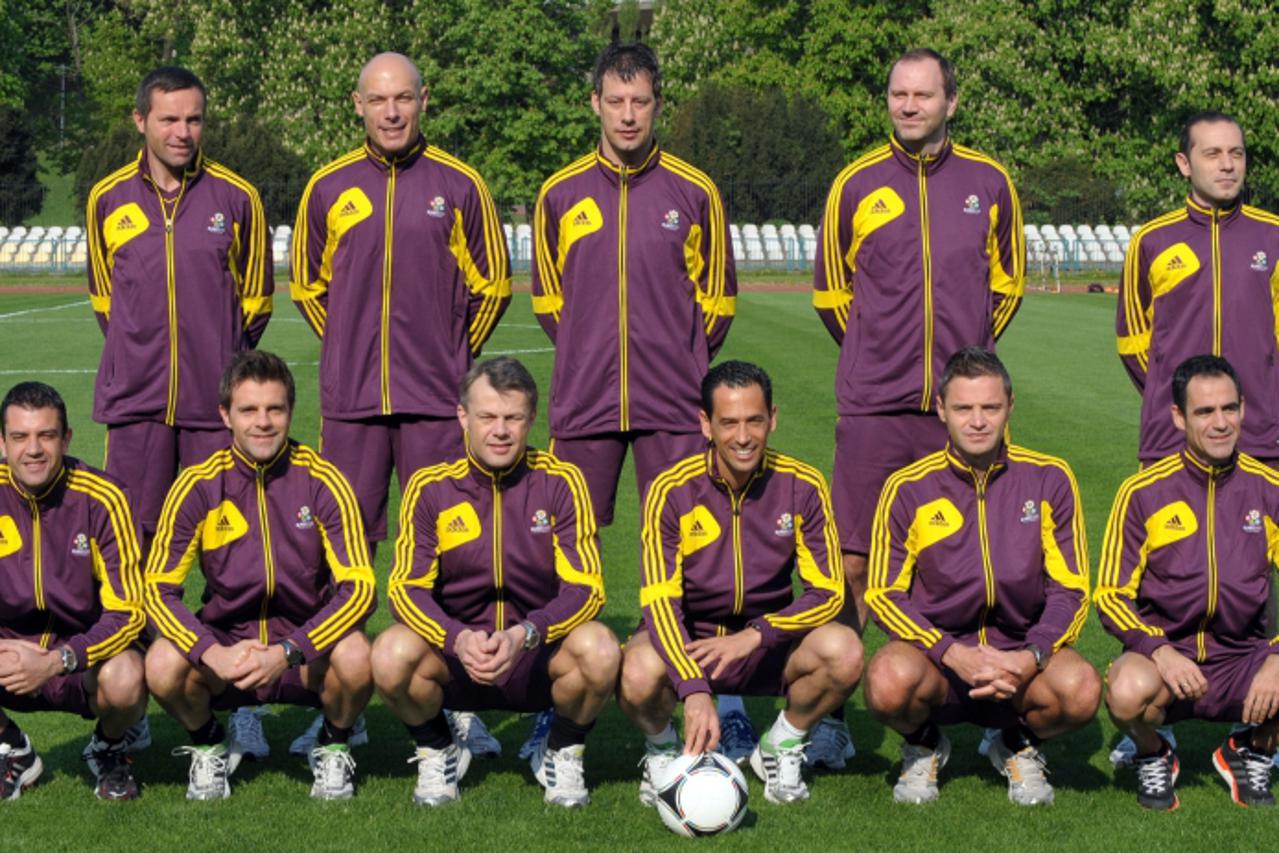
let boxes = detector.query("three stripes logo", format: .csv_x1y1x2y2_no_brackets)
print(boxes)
1163,514,1186,532
215,513,237,535
928,510,950,528
688,519,709,537
446,516,470,534
116,214,138,231
1165,256,1187,271
572,210,592,227
869,199,891,215
338,200,361,218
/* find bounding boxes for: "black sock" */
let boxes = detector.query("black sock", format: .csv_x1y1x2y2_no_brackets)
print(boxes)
94,720,124,747
188,716,225,747
1231,729,1254,753
903,722,941,750
831,706,846,722
546,713,594,750
0,720,24,748
318,718,352,747
407,713,453,750
1001,724,1040,752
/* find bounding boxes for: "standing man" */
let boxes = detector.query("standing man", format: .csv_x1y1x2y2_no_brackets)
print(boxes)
372,358,618,808
863,348,1097,806
1117,112,1279,466
618,361,861,806
144,352,376,801
86,66,272,550
1099,355,1279,810
811,48,1025,761
0,382,147,801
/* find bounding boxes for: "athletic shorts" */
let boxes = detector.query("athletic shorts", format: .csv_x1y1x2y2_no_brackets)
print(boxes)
929,662,1024,729
441,642,558,713
105,422,227,539
635,625,795,698
0,673,93,719
550,430,706,526
1160,644,1278,724
832,413,949,554
321,415,464,541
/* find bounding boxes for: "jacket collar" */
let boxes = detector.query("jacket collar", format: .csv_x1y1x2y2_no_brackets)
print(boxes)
363,135,426,172
1180,448,1236,485
594,141,661,187
466,444,529,487
1185,195,1241,226
944,442,1008,488
889,134,953,174
229,441,293,481
136,147,205,191
6,460,68,504
703,447,768,498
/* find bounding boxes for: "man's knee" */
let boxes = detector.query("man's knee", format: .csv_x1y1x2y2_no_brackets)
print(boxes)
328,631,373,682
371,624,434,692
864,643,933,715
798,623,864,690
561,621,620,687
1046,653,1102,723
96,649,147,710
618,636,670,705
1104,654,1165,718
145,637,194,695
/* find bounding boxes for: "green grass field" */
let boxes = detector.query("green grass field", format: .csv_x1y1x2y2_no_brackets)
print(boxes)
0,283,1269,850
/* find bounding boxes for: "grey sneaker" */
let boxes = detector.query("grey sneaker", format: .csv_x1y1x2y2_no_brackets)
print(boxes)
749,732,810,804
1110,727,1177,768
174,743,231,801
82,733,141,801
83,718,151,778
804,716,855,769
638,747,678,807
718,710,758,764
530,741,590,807
0,733,43,800
409,743,471,806
228,706,272,763
987,736,1054,805
893,732,951,804
309,744,356,800
448,710,502,759
289,713,370,757
517,709,553,760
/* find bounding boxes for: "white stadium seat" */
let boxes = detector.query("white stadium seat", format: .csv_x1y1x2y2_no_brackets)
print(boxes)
798,224,816,240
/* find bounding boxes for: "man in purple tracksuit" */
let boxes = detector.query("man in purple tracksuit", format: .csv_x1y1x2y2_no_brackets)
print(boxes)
1099,355,1279,810
864,348,1098,806
1117,112,1279,465
530,42,736,528
144,352,375,801
87,67,272,547
619,361,862,806
372,357,619,808
291,52,511,549
811,49,1024,760
0,383,147,801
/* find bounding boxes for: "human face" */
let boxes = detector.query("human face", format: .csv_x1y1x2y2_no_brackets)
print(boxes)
354,55,427,159
699,383,775,491
133,87,204,176
458,376,533,470
592,71,659,168
2,406,70,493
937,375,1011,471
1176,120,1246,209
220,379,291,465
887,58,956,156
1173,374,1243,467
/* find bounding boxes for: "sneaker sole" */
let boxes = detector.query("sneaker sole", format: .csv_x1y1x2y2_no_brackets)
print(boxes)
3,755,43,800
749,748,809,805
1212,747,1272,807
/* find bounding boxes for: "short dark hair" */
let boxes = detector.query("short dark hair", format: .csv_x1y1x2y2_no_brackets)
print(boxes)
593,42,661,99
937,347,1012,401
136,66,207,118
700,360,773,415
1171,354,1241,412
1179,110,1243,157
1,382,69,436
219,351,296,411
459,357,538,413
888,48,957,101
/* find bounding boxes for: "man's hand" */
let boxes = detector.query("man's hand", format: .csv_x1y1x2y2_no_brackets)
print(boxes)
1151,645,1208,700
0,640,61,695
682,692,720,755
201,639,265,684
467,627,525,686
969,646,1037,700
1242,654,1279,725
232,644,290,692
941,643,1018,701
454,629,495,682
686,628,762,680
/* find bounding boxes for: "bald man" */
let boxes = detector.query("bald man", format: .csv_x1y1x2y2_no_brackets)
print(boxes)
290,52,511,758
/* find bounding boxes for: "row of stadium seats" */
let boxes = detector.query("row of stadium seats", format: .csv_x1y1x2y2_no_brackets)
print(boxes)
0,222,1141,274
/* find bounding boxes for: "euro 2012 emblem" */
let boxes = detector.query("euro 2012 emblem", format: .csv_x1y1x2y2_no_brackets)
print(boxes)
427,196,447,218
1019,500,1040,523
661,209,681,230
1243,509,1263,533
1252,252,1269,272
530,509,551,534
296,506,314,530
71,533,91,556
207,212,226,234
774,513,794,537
962,195,981,215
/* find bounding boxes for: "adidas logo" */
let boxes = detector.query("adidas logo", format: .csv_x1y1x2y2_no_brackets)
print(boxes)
339,201,360,217
689,520,708,536
572,211,592,226
928,510,949,527
1164,514,1185,531
446,516,469,534
870,199,890,214
215,514,235,533
0,531,7,545
117,215,137,230
1166,256,1186,271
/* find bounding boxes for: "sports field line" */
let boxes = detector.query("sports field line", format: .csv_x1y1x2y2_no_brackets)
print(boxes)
0,299,88,320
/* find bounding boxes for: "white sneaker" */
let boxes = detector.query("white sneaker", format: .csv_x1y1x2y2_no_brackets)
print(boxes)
309,744,356,800
289,713,370,757
717,710,757,764
987,736,1054,805
638,747,678,807
0,733,43,800
893,732,951,804
448,710,502,759
530,741,590,807
517,709,553,760
804,716,855,769
228,706,272,764
749,732,810,804
1110,728,1177,768
409,743,471,806
174,743,232,801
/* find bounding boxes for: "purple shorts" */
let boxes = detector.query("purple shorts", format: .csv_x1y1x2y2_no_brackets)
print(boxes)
706,642,794,697
321,415,464,541
1162,644,1278,724
550,431,706,526
441,642,558,713
929,663,1024,729
105,422,228,538
833,413,949,554
0,673,93,719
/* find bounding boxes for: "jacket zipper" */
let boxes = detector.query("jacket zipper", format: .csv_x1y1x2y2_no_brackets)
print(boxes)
1196,472,1219,661
492,476,505,630
26,495,43,611
380,162,397,414
255,469,276,644
1211,209,1222,355
149,183,186,426
917,159,935,410
618,169,630,431
975,469,996,644
730,491,745,614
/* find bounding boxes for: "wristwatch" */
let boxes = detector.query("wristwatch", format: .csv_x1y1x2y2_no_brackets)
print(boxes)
59,646,77,674
520,620,540,650
1026,644,1050,671
280,639,305,669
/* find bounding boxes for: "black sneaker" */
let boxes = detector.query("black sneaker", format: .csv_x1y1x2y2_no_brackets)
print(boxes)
1133,740,1179,811
1213,733,1276,807
85,734,141,801
0,733,43,800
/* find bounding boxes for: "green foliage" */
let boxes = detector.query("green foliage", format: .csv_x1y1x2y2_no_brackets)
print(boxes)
0,106,44,225
72,122,137,223
1019,156,1124,226
202,118,313,226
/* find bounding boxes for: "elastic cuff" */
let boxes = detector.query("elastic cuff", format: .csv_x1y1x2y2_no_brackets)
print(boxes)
1132,636,1171,659
924,635,956,668
189,635,218,667
676,679,712,701
750,618,785,649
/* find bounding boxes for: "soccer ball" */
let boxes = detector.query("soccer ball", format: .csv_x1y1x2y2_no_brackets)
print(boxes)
655,752,749,837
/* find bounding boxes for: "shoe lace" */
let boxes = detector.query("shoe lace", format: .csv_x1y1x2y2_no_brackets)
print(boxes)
546,747,586,790
1136,754,1171,795
720,712,754,747
409,748,448,789
773,740,807,789
900,743,940,785
312,747,356,788
1242,750,1273,793
1007,747,1050,786
173,745,229,790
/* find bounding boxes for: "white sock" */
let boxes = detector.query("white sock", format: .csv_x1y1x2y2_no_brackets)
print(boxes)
766,711,807,746
717,695,745,716
646,724,678,751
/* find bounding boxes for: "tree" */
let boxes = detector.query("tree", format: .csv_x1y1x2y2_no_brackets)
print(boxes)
0,106,44,225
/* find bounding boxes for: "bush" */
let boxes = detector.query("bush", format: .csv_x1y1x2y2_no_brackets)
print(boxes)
1019,156,1124,226
0,106,45,226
